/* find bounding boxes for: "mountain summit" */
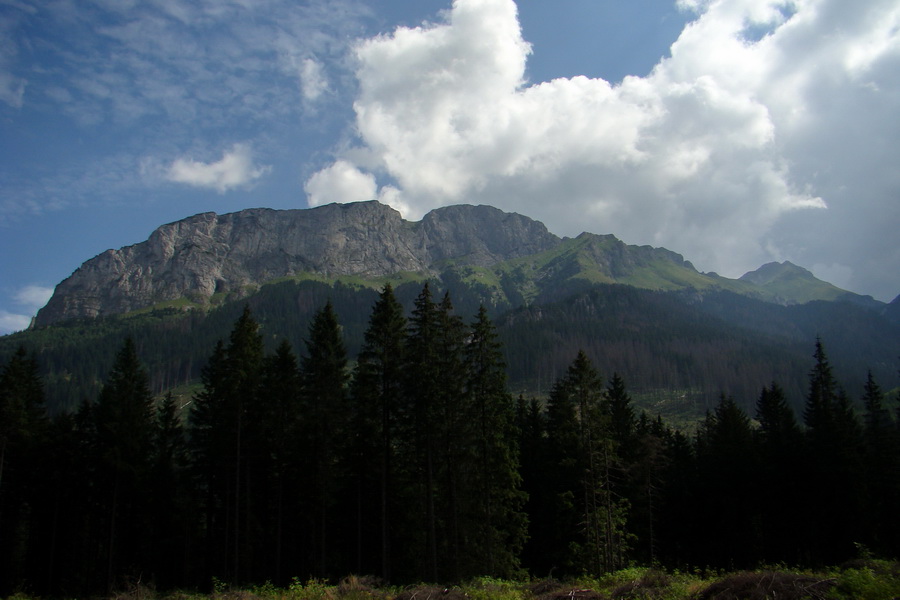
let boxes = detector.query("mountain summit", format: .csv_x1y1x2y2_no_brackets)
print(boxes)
34,201,873,327
35,202,559,326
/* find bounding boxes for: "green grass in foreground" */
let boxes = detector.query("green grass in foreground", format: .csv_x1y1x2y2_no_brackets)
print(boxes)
16,561,900,600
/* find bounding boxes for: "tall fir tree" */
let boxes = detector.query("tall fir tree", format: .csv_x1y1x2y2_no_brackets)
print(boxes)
299,301,349,579
754,382,804,563
189,306,265,584
348,284,408,581
149,392,194,589
463,305,527,578
545,351,629,575
800,339,864,564
403,282,443,580
92,337,156,592
188,340,229,581
0,347,48,594
258,339,302,584
860,370,899,556
694,395,760,568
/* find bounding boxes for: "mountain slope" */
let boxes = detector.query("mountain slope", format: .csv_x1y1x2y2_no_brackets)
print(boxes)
34,201,888,329
739,261,879,306
35,201,560,326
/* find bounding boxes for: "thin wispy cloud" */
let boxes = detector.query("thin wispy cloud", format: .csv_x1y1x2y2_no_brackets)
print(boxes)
300,58,329,102
0,0,369,216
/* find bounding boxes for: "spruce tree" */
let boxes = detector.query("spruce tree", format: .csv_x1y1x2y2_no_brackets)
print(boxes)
149,392,193,588
189,306,264,584
403,282,443,580
432,292,469,579
860,370,899,555
188,340,229,581
800,339,864,564
92,337,156,592
754,382,804,563
299,301,349,579
259,339,302,584
694,395,760,568
463,305,527,578
348,284,407,581
0,347,47,594
545,351,628,575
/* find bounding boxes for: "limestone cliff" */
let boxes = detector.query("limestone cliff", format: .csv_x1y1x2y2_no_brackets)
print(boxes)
34,201,560,326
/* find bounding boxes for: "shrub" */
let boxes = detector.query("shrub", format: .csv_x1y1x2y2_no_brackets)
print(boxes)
694,571,835,600
610,569,672,599
393,585,469,600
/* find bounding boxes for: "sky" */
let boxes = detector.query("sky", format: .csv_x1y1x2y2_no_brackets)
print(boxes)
1,0,899,335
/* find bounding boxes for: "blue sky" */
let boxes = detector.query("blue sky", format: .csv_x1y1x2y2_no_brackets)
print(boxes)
1,0,899,334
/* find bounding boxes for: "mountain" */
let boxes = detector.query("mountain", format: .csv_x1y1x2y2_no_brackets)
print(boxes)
739,261,880,307
34,201,559,326
34,201,876,327
13,200,899,417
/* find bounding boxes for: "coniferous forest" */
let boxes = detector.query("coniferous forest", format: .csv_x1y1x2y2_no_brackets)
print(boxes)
1,283,899,597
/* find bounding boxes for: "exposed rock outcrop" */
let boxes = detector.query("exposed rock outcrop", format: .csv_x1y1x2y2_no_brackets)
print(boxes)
35,201,561,326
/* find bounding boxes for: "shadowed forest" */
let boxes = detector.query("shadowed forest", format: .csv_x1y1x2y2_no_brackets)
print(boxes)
1,283,899,597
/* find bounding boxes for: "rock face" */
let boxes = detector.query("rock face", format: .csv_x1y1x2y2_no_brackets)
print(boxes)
35,201,561,326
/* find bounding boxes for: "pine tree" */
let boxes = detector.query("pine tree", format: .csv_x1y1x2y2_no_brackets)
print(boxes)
694,395,760,568
189,306,264,584
545,351,629,575
432,292,469,579
348,284,407,581
92,337,156,592
804,337,838,435
860,370,899,555
0,347,48,594
754,382,804,563
800,339,864,564
149,392,193,588
463,305,527,578
259,339,302,583
516,395,551,574
299,301,349,579
188,340,229,581
403,282,443,580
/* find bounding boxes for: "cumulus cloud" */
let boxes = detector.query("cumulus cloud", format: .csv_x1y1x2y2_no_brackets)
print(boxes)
306,0,900,299
167,144,271,192
304,159,377,206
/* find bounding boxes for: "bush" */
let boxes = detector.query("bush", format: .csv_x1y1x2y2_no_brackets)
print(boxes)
694,571,835,600
610,569,672,599
831,561,900,600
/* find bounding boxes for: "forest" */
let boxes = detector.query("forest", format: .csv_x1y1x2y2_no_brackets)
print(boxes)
0,282,899,597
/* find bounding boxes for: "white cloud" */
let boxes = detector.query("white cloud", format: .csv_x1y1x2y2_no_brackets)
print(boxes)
305,0,900,299
0,71,25,108
0,284,53,335
0,310,31,335
167,144,271,192
15,285,53,311
300,57,328,102
304,159,377,206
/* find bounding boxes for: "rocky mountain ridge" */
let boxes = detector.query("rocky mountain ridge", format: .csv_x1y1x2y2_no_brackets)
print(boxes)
35,202,560,326
34,201,877,327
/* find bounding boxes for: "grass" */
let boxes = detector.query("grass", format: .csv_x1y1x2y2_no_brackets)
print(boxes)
32,562,900,600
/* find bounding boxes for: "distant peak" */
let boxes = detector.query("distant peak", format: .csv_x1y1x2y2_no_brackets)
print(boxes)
739,261,814,285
